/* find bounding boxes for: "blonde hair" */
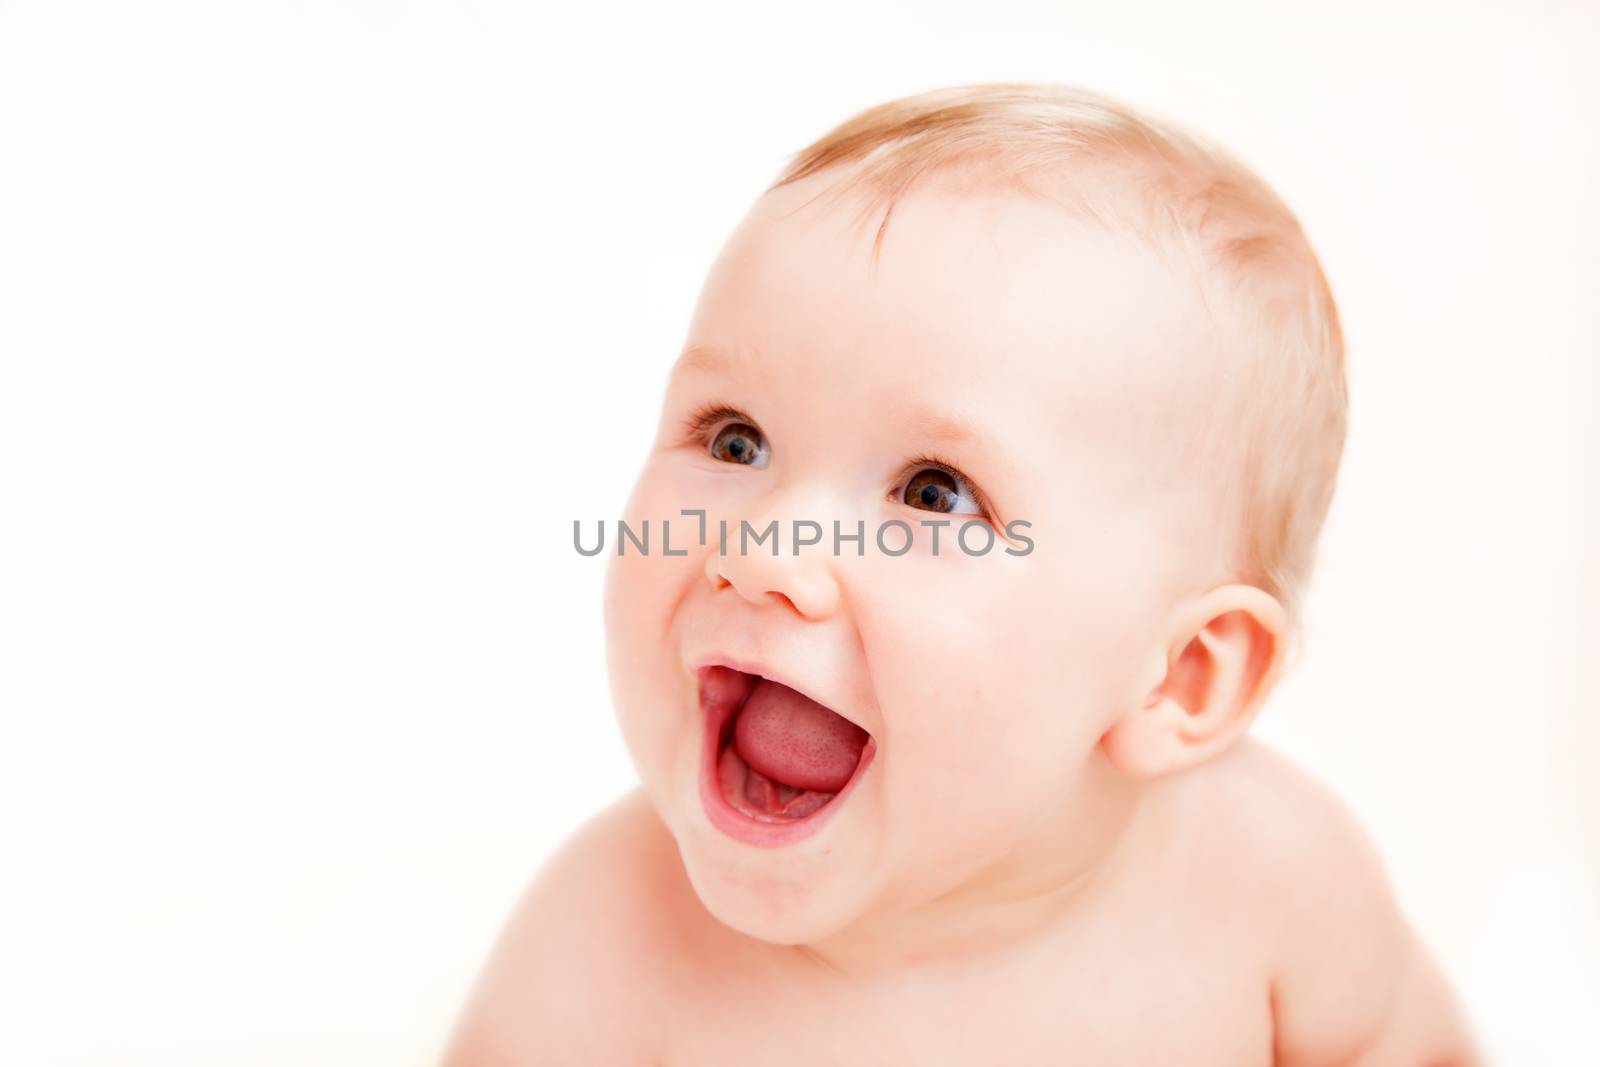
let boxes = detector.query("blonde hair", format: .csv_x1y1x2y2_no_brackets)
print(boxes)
766,82,1347,665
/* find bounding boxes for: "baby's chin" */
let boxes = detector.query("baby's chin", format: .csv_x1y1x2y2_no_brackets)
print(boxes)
672,840,881,946
666,745,889,946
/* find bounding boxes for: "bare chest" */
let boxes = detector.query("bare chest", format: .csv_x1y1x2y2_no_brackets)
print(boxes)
653,915,1274,1067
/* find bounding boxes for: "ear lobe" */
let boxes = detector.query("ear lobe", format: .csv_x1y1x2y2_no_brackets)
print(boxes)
1100,585,1287,779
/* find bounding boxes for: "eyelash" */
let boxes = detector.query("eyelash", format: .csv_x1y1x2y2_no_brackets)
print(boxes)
681,402,753,443
898,452,996,521
680,402,996,521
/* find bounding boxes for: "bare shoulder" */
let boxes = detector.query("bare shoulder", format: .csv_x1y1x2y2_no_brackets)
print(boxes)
1180,735,1391,874
439,788,706,1067
1176,738,1477,1065
1158,735,1393,893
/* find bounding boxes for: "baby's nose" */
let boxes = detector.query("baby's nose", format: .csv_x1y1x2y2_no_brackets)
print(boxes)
704,522,843,620
700,486,851,617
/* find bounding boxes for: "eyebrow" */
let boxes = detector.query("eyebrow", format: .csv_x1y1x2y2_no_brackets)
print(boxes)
904,407,981,447
675,345,984,445
671,344,734,377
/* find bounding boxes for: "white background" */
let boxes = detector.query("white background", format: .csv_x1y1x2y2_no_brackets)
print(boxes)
5,2,1596,1064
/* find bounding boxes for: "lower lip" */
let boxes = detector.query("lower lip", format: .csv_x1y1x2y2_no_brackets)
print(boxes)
697,684,877,848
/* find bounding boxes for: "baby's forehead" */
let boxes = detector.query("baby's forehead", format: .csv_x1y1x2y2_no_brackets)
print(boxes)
698,172,1227,451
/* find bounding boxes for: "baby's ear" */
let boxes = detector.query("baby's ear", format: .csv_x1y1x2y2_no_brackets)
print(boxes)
1099,584,1287,778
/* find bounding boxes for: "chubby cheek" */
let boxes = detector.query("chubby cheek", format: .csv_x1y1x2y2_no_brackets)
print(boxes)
857,542,1128,834
601,468,704,788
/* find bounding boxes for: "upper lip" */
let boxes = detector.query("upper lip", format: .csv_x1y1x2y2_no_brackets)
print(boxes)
687,650,871,736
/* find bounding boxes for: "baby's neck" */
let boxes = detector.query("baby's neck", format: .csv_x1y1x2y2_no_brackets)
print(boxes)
790,760,1157,984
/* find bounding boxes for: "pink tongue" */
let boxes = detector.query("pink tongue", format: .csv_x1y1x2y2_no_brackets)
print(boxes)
733,679,868,794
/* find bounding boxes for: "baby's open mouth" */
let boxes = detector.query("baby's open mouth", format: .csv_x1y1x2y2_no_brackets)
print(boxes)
699,665,873,825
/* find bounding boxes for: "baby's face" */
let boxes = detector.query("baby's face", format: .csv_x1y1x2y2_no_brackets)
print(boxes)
604,165,1224,944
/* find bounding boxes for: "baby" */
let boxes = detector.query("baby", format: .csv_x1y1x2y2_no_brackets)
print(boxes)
443,83,1479,1065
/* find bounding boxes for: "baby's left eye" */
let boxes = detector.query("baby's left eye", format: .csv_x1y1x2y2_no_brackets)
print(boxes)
897,465,983,516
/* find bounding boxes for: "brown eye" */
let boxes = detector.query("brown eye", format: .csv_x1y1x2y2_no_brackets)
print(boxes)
903,469,960,513
709,422,769,467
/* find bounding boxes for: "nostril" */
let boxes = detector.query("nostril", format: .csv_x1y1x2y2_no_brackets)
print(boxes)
705,552,733,590
706,546,838,619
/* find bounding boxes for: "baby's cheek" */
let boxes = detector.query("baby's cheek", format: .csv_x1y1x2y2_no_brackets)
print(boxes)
860,558,1030,754
869,548,1110,756
604,466,704,607
600,480,695,741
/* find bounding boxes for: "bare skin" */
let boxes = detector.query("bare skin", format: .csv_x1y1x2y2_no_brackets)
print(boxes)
444,739,1474,1065
444,162,1479,1065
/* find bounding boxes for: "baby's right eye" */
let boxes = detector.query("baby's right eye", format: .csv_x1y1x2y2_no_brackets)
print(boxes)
680,403,772,469
708,421,770,468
